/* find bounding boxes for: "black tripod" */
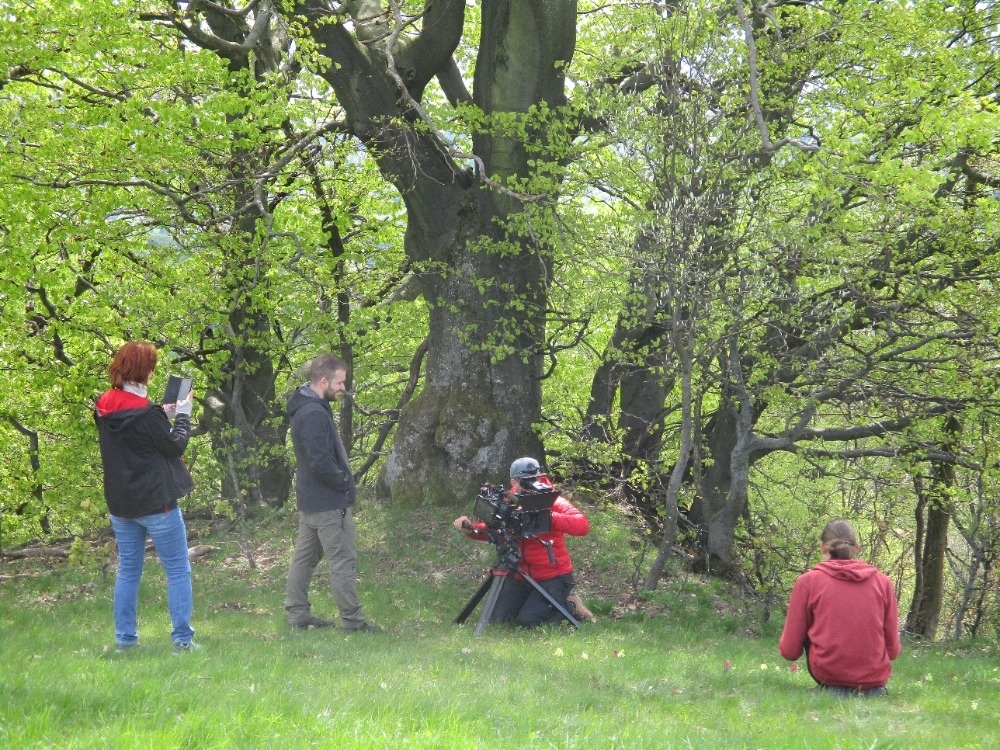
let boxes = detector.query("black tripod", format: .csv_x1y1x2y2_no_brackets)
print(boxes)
454,538,580,634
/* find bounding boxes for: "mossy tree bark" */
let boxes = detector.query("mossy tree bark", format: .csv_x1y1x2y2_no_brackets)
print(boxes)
290,1,577,504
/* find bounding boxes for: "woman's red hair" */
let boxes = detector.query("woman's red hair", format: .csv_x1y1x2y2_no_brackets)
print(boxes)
108,341,158,388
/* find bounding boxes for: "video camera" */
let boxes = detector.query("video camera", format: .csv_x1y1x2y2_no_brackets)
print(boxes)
472,482,557,539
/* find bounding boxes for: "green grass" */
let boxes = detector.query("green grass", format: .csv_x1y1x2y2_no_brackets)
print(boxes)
2,503,998,749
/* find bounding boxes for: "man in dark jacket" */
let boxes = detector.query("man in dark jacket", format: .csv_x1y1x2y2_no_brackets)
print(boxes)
284,354,380,632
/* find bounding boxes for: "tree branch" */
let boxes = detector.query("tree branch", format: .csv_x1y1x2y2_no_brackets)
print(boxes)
734,0,818,155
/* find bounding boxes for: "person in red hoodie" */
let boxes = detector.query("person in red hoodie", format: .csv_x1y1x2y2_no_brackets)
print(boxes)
779,519,901,697
94,341,198,652
453,457,593,627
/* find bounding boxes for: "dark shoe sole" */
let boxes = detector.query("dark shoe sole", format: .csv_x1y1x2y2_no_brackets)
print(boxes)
290,618,337,629
343,623,382,633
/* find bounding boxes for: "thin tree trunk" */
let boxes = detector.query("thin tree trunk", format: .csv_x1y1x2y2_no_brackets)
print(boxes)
904,415,959,638
644,333,692,589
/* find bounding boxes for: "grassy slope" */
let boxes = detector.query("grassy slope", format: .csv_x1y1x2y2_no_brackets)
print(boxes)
1,502,998,749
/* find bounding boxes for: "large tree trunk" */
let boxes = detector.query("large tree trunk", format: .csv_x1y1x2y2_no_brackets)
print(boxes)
698,343,756,576
686,387,742,570
580,236,675,523
208,307,290,508
643,317,693,589
295,0,577,505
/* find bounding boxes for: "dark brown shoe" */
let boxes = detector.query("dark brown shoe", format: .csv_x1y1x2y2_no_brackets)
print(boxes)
566,593,596,622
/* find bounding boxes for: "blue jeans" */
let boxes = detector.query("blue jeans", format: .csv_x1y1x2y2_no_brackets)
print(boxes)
110,507,194,646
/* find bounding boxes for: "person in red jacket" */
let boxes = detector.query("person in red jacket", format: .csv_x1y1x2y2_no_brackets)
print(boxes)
454,457,593,627
779,519,901,697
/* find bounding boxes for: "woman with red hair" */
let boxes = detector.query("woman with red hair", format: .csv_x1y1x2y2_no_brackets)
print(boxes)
94,341,199,652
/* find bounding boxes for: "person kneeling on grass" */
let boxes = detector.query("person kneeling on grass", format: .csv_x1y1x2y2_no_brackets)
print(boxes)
453,457,595,627
779,519,901,698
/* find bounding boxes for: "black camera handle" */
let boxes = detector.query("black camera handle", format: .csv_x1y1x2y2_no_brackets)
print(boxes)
526,535,557,566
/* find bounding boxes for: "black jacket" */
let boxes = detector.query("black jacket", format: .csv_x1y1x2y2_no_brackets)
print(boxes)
94,390,194,518
287,385,356,512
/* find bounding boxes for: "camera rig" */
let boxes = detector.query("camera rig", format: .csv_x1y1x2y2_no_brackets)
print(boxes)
455,482,579,634
471,483,556,565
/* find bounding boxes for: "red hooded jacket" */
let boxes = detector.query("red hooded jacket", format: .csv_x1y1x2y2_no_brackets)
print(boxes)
779,559,901,689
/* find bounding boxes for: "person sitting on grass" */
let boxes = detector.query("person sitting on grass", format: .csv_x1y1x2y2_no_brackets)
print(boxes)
779,519,901,697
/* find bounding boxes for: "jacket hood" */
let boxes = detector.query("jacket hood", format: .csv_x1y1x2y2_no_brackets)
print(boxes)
95,389,153,432
814,558,880,583
287,384,330,418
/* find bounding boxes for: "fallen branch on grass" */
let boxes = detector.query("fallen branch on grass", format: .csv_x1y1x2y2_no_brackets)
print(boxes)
2,546,70,560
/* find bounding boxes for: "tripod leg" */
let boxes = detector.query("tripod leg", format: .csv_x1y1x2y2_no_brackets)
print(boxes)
519,570,580,628
473,574,508,635
454,574,496,625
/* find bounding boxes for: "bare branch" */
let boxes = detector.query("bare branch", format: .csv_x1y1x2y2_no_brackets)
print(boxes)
734,0,818,155
185,0,262,19
436,56,472,106
169,2,272,60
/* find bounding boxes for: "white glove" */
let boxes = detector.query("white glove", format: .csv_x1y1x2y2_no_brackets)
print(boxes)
174,390,194,417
